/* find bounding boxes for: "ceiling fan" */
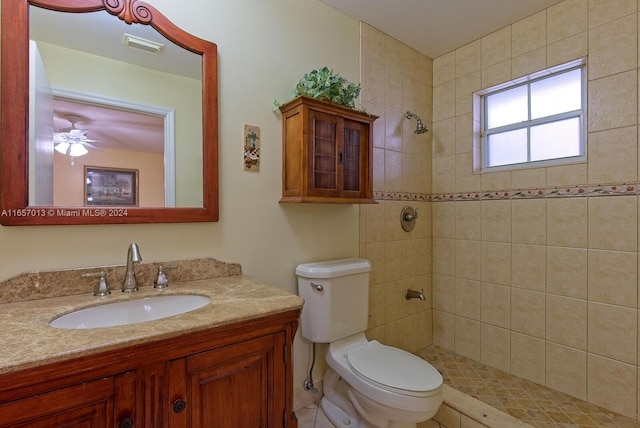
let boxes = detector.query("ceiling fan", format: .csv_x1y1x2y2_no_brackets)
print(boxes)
54,114,100,157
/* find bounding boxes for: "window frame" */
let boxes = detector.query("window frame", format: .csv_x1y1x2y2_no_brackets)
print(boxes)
477,59,587,172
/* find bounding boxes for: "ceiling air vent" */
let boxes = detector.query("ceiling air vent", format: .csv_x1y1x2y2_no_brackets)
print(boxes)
123,33,164,54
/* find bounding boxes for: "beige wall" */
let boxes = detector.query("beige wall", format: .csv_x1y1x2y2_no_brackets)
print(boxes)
431,0,640,419
0,0,361,391
53,149,164,207
359,24,434,353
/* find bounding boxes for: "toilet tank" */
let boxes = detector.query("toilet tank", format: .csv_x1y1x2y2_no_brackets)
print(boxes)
296,258,371,343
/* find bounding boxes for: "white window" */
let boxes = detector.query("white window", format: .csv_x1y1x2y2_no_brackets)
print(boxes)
478,61,586,171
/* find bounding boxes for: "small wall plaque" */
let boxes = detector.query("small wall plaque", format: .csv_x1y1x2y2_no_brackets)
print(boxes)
243,124,260,171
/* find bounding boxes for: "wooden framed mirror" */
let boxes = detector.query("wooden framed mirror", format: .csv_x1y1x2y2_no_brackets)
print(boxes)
1,0,218,225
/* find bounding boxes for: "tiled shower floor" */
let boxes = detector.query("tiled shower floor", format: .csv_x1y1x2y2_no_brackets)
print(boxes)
417,345,640,427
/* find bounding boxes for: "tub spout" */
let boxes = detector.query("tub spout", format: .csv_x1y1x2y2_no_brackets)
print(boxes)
405,288,425,301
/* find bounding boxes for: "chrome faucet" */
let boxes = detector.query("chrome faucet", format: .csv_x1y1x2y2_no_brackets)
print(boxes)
122,243,142,292
405,288,425,301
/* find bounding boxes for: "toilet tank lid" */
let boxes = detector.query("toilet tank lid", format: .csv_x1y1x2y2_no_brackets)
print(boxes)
295,258,371,278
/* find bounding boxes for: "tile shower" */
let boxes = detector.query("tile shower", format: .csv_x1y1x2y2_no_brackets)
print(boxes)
358,0,640,423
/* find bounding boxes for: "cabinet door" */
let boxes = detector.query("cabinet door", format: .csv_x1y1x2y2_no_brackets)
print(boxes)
169,334,283,428
0,377,114,428
308,110,340,197
341,118,368,199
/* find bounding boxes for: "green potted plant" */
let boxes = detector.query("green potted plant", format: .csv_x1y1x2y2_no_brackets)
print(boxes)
274,66,361,111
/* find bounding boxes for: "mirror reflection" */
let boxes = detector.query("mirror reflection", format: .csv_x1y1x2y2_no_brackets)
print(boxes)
29,5,203,208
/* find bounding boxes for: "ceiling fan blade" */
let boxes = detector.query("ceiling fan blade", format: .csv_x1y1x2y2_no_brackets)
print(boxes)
80,141,101,151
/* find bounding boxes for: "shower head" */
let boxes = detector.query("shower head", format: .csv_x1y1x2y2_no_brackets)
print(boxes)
405,111,428,134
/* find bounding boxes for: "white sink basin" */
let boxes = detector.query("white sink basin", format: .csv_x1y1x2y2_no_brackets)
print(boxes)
50,294,211,329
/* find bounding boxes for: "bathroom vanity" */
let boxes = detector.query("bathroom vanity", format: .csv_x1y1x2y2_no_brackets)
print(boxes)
0,260,303,427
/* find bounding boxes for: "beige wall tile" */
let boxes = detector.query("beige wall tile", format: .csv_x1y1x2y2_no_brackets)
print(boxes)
482,26,511,68
365,202,386,243
588,14,637,80
432,155,456,193
546,163,588,186
366,241,387,285
433,80,456,122
512,199,546,245
546,294,587,350
546,246,588,299
481,200,512,242
547,0,588,43
385,109,404,152
373,147,386,190
455,153,482,193
384,149,403,191
432,118,456,158
455,240,482,281
588,301,637,364
385,240,404,282
481,324,511,372
510,168,546,191
456,201,482,241
455,278,481,320
433,51,456,86
456,40,482,78
510,332,546,385
511,244,546,292
481,170,511,191
511,288,546,338
481,282,511,328
363,23,385,63
512,46,547,79
588,126,638,184
547,32,588,67
588,70,637,132
433,274,455,313
588,196,638,252
512,10,547,56
417,309,433,351
455,316,481,361
482,59,512,89
369,283,386,329
455,72,481,116
433,310,455,350
433,202,455,238
364,58,386,106
588,249,638,307
481,242,512,286
588,0,638,28
547,198,588,248
455,113,474,155
587,354,637,419
546,343,587,400
433,238,455,276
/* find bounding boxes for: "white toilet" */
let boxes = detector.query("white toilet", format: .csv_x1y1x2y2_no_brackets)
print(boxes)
296,258,443,428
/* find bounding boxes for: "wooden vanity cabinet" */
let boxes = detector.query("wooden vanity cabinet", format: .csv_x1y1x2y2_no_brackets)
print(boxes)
279,96,377,204
0,310,299,428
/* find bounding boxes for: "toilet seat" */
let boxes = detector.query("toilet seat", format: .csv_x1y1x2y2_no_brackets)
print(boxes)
346,340,442,397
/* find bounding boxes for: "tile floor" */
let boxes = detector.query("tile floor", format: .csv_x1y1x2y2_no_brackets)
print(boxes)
296,345,640,427
418,345,640,427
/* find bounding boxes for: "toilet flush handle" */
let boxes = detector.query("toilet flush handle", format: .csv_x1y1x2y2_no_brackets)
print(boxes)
310,282,324,292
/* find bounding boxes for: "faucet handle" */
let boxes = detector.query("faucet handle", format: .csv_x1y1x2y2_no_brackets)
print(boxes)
154,265,176,289
82,270,110,297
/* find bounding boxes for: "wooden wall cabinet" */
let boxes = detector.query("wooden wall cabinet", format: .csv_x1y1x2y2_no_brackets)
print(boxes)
279,96,377,204
0,310,299,428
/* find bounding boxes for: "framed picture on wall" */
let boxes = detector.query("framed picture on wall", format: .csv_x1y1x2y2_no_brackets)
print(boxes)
85,166,139,206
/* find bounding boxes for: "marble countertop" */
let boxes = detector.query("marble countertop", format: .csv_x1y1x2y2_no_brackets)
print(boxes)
0,275,304,375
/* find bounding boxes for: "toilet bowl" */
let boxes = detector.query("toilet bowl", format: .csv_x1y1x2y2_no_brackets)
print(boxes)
296,258,443,428
322,333,442,428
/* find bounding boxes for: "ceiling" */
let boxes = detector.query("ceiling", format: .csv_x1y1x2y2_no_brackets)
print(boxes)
317,0,563,59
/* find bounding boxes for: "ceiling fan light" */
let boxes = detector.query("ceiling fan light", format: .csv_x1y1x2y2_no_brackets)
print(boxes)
54,141,70,154
69,143,88,157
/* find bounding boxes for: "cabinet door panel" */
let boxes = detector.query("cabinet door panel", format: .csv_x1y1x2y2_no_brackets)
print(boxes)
309,110,339,195
0,378,114,428
172,334,276,428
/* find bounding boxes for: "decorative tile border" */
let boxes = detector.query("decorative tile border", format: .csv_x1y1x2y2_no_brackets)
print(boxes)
374,182,639,202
